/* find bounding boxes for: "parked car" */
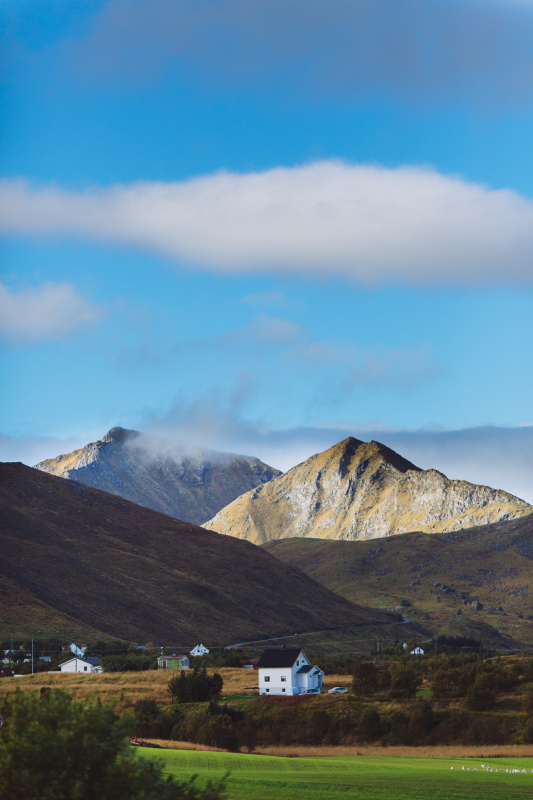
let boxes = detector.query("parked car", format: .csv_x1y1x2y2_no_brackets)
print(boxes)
328,686,348,694
302,687,321,695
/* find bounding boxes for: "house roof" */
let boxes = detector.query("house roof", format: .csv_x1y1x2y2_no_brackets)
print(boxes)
85,657,100,666
256,648,303,668
296,665,312,673
59,657,91,667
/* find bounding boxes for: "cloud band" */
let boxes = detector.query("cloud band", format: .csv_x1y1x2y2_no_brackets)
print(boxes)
2,162,533,285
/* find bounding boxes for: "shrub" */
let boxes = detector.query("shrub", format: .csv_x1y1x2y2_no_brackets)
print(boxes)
359,708,382,742
389,668,421,698
168,667,223,703
464,684,496,711
0,690,225,800
352,662,379,695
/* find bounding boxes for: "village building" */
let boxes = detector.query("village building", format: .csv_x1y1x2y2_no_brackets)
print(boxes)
68,643,87,658
59,657,102,674
190,644,209,657
157,655,189,670
256,648,324,696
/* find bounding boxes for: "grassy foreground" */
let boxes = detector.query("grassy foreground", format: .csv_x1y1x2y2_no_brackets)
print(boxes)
139,749,533,800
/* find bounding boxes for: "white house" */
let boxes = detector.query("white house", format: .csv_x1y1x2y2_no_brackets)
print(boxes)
59,657,102,674
410,647,425,655
69,643,87,658
257,648,324,696
190,644,209,657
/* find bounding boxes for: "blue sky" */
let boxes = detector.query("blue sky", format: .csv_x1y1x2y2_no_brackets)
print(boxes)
1,0,533,499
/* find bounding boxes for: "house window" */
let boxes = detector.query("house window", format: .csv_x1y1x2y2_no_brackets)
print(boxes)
264,676,270,682
265,688,269,692
84,667,87,672
282,688,286,692
281,676,286,682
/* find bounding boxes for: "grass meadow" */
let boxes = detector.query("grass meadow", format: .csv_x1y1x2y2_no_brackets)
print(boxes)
0,667,259,711
140,749,533,800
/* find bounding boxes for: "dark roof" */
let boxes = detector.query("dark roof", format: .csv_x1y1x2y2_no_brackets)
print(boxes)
256,648,303,668
85,657,100,666
296,665,312,674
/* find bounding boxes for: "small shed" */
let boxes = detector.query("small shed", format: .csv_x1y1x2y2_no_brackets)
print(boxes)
157,655,189,670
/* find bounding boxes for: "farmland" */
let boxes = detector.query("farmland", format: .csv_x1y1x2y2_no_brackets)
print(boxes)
140,749,533,800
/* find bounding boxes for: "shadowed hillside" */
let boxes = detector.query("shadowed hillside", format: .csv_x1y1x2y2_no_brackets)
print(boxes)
207,437,530,544
34,426,281,525
0,462,398,644
264,512,533,647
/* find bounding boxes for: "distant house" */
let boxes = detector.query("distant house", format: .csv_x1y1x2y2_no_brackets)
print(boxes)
257,648,324,696
157,655,189,670
69,643,87,658
410,647,424,656
243,660,259,670
190,644,209,657
59,657,102,674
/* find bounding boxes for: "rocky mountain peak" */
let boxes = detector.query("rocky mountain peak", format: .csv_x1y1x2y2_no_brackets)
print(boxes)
34,427,282,525
100,426,140,444
205,437,531,545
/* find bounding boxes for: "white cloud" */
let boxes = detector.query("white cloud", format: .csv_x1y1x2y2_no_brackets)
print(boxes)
2,163,533,286
142,414,533,504
0,280,100,343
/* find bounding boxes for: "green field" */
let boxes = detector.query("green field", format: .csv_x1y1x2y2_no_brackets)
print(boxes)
139,749,533,800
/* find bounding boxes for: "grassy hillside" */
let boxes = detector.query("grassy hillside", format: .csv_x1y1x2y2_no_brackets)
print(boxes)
0,462,398,644
264,512,533,647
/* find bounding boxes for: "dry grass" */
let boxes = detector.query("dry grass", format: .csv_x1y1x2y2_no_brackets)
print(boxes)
0,668,250,712
139,740,533,759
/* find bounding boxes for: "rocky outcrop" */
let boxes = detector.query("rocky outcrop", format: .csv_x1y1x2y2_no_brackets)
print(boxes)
34,427,281,525
205,437,531,544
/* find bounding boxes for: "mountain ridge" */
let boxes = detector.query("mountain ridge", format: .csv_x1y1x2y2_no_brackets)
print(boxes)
0,461,398,643
206,437,531,544
34,426,282,525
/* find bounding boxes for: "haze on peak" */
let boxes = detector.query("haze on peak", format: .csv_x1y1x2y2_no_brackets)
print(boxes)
34,426,281,526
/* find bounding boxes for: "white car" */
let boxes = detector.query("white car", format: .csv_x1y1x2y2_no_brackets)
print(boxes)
328,686,348,694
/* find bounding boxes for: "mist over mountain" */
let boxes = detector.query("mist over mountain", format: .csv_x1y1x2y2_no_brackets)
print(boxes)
206,437,531,544
34,426,281,525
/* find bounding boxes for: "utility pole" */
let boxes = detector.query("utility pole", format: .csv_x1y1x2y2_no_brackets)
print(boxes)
31,639,34,675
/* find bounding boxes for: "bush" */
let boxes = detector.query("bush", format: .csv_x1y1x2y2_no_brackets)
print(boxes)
0,690,225,800
464,685,496,711
389,669,421,698
101,655,155,672
168,667,223,703
359,709,382,742
387,710,411,745
352,662,379,695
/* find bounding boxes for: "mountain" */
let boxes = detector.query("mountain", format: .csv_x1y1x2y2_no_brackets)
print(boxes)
0,462,398,644
34,426,281,525
205,437,531,544
264,511,533,647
